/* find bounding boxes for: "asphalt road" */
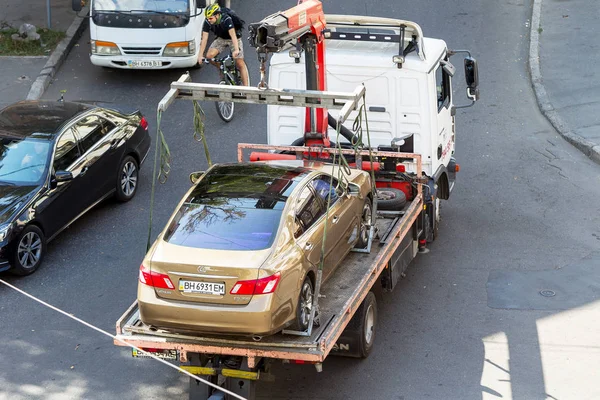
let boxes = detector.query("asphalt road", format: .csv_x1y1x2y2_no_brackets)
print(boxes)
1,1,600,399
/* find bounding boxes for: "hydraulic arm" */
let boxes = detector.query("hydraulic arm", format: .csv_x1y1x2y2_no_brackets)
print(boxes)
248,0,330,148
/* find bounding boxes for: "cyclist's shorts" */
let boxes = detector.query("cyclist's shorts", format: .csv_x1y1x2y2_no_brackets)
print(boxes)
210,37,244,58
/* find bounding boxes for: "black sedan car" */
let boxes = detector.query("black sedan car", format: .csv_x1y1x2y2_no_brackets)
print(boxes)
0,100,151,275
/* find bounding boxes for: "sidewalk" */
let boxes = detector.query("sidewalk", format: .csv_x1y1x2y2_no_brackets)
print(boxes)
530,0,600,164
0,0,598,164
0,0,86,109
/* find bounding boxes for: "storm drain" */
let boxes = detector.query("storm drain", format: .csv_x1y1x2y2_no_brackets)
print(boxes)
486,252,600,310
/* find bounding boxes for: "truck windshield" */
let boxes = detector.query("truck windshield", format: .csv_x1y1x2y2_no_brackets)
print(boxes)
92,0,191,28
93,0,190,13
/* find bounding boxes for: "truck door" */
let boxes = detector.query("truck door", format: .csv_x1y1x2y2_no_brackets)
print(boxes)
434,55,454,171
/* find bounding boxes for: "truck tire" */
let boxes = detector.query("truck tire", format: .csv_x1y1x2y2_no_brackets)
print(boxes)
376,188,406,210
432,197,441,241
356,291,377,358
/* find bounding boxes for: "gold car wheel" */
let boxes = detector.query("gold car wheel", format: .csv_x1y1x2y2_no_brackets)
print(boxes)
357,198,373,248
299,279,314,329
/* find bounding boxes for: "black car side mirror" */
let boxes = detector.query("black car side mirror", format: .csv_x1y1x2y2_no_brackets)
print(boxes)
55,170,74,182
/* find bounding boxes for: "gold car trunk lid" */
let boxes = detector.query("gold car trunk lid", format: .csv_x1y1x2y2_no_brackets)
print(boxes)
150,242,270,305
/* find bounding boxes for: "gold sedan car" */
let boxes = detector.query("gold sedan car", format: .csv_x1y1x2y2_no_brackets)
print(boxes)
138,160,373,336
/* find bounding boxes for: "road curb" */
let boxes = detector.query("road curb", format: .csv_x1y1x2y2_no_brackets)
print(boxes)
26,6,89,101
528,0,600,165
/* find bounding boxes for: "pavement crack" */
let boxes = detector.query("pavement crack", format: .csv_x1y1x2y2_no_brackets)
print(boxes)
534,148,552,160
545,148,558,159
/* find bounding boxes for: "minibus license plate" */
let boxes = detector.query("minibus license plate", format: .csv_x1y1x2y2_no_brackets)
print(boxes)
128,60,162,68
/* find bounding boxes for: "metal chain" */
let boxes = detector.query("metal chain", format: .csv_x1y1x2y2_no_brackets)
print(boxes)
193,100,212,167
257,53,269,90
147,110,164,251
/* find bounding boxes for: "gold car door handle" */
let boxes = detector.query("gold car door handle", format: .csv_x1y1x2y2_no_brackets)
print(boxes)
305,242,313,250
332,215,339,224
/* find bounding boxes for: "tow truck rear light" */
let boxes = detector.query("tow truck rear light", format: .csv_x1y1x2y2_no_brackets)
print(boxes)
396,164,406,172
230,272,281,295
139,264,175,289
140,117,148,130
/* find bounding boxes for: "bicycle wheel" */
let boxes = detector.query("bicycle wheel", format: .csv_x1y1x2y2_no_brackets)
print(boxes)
215,81,234,122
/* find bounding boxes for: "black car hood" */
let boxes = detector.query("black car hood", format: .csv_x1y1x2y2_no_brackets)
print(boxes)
0,184,38,223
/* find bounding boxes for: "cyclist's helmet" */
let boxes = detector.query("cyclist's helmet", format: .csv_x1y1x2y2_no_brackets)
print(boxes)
205,3,221,18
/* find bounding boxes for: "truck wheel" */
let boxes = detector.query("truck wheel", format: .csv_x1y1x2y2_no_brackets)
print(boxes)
376,188,406,210
357,291,377,358
432,197,441,241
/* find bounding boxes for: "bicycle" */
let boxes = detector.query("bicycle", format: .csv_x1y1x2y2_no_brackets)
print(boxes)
203,53,241,122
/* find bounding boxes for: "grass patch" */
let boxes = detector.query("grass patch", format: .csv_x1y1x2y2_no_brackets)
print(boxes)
0,27,66,56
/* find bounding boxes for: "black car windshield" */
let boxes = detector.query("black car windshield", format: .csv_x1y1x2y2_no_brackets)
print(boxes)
93,0,190,13
164,165,307,251
0,137,51,185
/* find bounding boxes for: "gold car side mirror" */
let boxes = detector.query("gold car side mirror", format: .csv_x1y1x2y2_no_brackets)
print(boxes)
189,171,205,184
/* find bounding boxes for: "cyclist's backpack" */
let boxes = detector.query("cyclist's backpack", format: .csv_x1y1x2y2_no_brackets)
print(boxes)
221,7,245,31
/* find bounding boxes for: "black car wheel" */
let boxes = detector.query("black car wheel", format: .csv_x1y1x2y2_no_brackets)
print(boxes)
356,197,373,248
292,276,314,332
11,225,46,276
115,155,139,202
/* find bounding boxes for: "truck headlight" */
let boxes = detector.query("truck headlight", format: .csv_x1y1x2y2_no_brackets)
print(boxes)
0,225,10,242
92,40,122,55
163,41,194,57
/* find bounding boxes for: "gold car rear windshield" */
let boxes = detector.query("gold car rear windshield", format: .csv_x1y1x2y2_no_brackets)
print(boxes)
164,164,308,250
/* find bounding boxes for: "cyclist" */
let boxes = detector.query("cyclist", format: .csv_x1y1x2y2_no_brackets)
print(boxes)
198,4,249,87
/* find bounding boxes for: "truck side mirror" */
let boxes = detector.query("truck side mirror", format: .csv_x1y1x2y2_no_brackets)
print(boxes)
72,0,84,12
464,57,480,102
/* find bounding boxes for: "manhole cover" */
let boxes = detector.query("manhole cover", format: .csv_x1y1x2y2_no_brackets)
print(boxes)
539,289,556,297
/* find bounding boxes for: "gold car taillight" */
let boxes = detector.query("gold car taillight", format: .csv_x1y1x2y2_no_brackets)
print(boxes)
230,272,280,295
139,264,174,289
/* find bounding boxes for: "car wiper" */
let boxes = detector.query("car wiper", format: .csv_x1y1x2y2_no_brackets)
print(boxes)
93,10,132,16
0,164,46,177
129,10,185,17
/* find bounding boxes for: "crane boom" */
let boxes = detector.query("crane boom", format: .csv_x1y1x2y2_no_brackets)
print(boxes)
248,0,330,149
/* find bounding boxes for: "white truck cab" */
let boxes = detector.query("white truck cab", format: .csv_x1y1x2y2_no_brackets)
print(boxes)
267,15,479,201
73,0,215,69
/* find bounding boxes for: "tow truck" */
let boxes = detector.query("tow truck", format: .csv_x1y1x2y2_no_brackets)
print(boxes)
114,1,479,399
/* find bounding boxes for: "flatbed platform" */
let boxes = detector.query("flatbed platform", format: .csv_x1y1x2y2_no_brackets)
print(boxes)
115,194,421,367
